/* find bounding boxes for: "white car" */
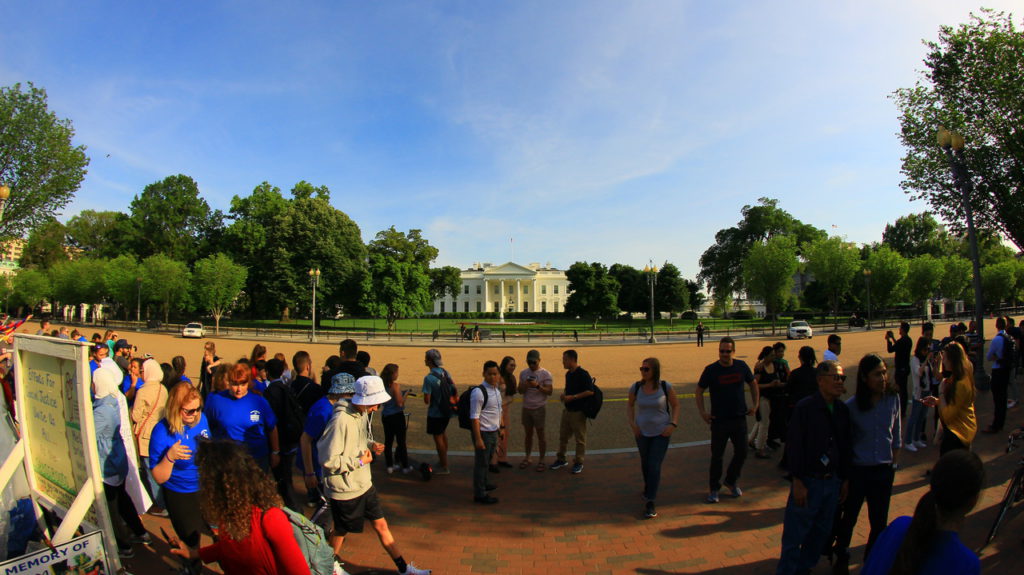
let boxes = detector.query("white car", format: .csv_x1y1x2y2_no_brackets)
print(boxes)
181,322,205,338
787,320,813,340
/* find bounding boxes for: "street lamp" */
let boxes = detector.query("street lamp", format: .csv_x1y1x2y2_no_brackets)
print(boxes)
309,268,321,342
643,262,658,344
937,127,985,347
862,268,872,330
0,184,10,223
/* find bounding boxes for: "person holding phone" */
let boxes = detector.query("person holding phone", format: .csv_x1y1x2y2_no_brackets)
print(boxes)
920,342,977,455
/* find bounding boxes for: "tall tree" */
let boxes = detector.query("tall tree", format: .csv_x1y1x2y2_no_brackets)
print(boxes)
684,279,706,313
905,254,944,317
608,264,645,315
103,254,142,320
698,198,825,301
565,262,619,329
981,260,1018,309
863,247,909,322
937,255,972,302
742,236,798,333
127,174,223,264
882,213,952,258
12,268,51,313
65,210,131,258
429,266,463,311
140,254,191,323
654,262,690,318
0,83,89,240
361,227,437,330
192,253,248,334
893,10,1024,250
19,218,68,269
804,236,862,330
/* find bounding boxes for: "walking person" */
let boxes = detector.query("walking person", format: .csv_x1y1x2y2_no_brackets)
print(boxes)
421,349,455,475
518,349,552,471
829,354,902,572
696,337,759,503
491,356,516,470
471,361,503,504
626,357,679,519
749,346,781,459
549,350,595,474
921,341,977,454
150,382,211,575
300,373,356,509
380,364,413,474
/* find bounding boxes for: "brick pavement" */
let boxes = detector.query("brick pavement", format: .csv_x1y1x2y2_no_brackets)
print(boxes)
129,394,1024,574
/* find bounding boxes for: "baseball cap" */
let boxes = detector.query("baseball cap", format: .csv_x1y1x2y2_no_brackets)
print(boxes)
527,349,540,362
329,372,357,396
351,375,391,406
425,349,443,367
113,339,131,350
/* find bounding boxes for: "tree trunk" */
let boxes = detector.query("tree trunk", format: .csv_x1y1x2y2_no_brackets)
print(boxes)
214,310,222,335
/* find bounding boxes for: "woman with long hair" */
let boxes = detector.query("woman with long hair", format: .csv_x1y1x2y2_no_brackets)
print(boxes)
211,363,232,393
150,382,210,574
132,358,169,517
204,363,280,472
626,357,679,519
921,341,977,454
904,338,932,451
492,356,517,469
199,341,221,400
173,355,191,385
250,344,268,380
380,363,413,474
829,353,902,570
861,449,983,575
750,346,780,459
169,441,310,575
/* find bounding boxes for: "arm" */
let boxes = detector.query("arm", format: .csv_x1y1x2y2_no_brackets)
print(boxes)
391,381,405,409
748,376,761,415
626,386,638,436
663,385,680,436
300,432,317,490
470,388,484,449
320,417,368,473
152,440,190,485
130,387,150,424
696,387,712,424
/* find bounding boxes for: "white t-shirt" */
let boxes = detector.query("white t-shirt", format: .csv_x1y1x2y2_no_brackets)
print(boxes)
470,383,502,431
519,367,553,410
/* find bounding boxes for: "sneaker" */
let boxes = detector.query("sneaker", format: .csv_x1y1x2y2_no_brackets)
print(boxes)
549,459,568,470
903,442,918,452
401,564,431,575
118,545,134,559
571,463,584,474
433,467,450,476
473,495,499,505
1008,399,1018,409
132,532,153,545
706,490,719,504
148,507,169,518
403,465,415,474
914,440,928,449
387,466,395,474
723,483,743,498
644,500,657,519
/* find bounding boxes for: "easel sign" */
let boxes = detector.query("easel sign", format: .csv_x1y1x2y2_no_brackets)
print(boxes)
0,530,107,574
0,335,121,573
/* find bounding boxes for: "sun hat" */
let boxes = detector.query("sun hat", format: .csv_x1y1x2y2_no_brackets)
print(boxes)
351,375,391,406
329,372,357,396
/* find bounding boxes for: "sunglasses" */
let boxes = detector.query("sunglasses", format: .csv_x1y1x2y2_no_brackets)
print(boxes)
828,374,848,382
718,349,734,354
639,366,651,372
181,407,201,416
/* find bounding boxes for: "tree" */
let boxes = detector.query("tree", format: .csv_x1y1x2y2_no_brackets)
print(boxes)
103,254,141,320
882,213,952,258
49,258,106,315
565,262,619,329
684,279,706,313
428,266,462,310
655,263,689,318
742,236,798,333
937,255,972,301
12,268,51,313
65,210,132,258
608,264,645,315
192,253,248,334
19,218,68,269
0,83,89,241
893,10,1024,250
863,247,909,323
361,228,437,330
981,260,1018,309
127,174,223,264
804,236,862,329
698,198,825,301
905,254,944,317
140,254,191,323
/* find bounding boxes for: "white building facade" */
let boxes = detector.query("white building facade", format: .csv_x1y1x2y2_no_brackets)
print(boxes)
431,262,570,315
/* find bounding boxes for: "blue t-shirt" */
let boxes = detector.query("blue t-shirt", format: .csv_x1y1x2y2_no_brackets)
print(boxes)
180,375,192,385
121,374,146,394
861,516,979,575
204,391,277,459
252,378,268,394
422,367,450,418
148,415,211,494
297,397,334,474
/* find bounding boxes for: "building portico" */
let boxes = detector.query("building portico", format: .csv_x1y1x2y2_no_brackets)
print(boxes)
431,262,570,316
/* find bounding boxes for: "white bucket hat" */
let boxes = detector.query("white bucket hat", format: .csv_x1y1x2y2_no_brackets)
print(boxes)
351,375,391,406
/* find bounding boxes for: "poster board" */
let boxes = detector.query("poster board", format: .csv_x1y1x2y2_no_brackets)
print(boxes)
0,530,107,574
3,335,120,573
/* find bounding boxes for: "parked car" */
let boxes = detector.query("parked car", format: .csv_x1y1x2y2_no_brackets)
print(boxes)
787,320,813,340
181,322,205,338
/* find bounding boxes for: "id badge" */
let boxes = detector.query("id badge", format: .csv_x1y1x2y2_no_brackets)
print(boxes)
820,454,830,467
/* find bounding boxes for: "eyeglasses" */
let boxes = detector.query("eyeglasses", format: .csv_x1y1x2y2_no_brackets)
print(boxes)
827,374,847,382
181,407,201,416
718,349,734,354
639,366,651,372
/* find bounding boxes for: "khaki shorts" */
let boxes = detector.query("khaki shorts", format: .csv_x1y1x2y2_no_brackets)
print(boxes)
521,405,547,429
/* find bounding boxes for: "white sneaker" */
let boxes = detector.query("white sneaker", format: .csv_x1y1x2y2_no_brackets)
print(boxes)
401,564,431,575
403,465,415,474
914,440,928,449
1008,399,1018,409
904,443,918,452
386,466,395,474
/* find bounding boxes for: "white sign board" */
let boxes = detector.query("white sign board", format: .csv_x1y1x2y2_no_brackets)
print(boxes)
0,530,108,575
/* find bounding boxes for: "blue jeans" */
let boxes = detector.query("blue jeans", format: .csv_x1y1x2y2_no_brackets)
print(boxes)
473,430,498,498
139,456,165,509
776,476,842,575
905,399,927,445
636,434,670,502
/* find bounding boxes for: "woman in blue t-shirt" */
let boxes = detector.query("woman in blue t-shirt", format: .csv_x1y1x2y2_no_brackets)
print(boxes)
861,449,983,575
150,382,210,571
204,363,280,472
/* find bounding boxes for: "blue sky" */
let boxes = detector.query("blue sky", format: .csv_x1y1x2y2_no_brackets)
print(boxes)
1,1,1017,278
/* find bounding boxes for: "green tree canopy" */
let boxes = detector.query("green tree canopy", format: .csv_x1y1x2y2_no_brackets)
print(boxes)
655,262,689,318
428,266,462,303
882,213,952,258
804,236,862,328
361,227,436,330
742,235,798,333
12,268,51,312
863,247,909,318
981,260,1018,309
103,254,141,320
608,264,645,315
893,10,1024,250
565,262,619,329
65,210,131,258
140,254,191,323
19,218,68,269
127,174,223,264
905,254,943,315
938,255,972,300
0,83,89,241
192,253,248,334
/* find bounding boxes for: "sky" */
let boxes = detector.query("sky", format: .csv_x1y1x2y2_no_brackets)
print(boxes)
1,1,1019,278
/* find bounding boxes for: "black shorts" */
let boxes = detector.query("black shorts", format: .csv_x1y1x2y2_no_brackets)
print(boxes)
426,416,450,435
329,485,385,535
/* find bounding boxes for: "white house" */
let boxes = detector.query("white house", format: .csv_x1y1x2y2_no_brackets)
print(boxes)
431,262,570,315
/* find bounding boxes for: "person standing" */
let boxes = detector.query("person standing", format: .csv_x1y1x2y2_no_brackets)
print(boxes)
518,349,553,471
300,373,356,509
421,349,455,475
290,350,323,417
198,341,221,401
921,342,977,454
775,360,852,575
204,363,281,472
829,354,902,572
492,356,516,470
904,338,933,451
549,350,594,475
696,322,706,347
886,321,913,420
380,364,413,474
627,357,679,519
696,337,759,503
471,361,503,504
749,346,780,459
132,358,169,517
262,358,301,511
984,316,1012,433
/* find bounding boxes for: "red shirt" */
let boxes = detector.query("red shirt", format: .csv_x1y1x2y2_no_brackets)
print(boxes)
199,506,310,575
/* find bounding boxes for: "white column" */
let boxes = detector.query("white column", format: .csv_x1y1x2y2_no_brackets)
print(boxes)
499,279,505,321
483,280,489,313
516,279,522,313
533,279,538,314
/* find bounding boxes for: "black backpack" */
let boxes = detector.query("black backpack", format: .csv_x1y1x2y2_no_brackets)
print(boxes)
457,385,488,430
582,377,603,420
268,380,306,448
435,369,458,418
997,332,1016,364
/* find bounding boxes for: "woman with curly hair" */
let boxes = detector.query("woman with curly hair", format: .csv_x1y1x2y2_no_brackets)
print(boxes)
169,440,309,575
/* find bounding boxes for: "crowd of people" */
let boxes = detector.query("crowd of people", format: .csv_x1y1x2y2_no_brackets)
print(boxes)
2,316,1022,575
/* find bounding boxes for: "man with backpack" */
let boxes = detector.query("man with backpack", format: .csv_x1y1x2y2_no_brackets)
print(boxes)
264,358,305,511
422,349,456,475
469,360,503,504
984,316,1014,433
550,349,594,475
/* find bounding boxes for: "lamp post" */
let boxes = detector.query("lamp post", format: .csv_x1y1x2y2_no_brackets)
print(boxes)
937,127,985,347
862,268,872,330
643,262,658,344
0,184,10,223
309,268,321,342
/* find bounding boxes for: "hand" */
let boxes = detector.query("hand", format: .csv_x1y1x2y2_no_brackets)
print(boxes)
700,412,713,425
746,405,758,417
168,536,198,560
360,449,373,465
791,478,808,507
661,425,675,437
371,442,384,455
270,453,281,469
166,441,191,462
839,480,849,504
475,438,485,450
630,423,641,438
920,396,939,408
560,392,567,403
303,474,319,491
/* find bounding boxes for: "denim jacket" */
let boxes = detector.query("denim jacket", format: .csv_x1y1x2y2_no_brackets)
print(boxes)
93,394,128,483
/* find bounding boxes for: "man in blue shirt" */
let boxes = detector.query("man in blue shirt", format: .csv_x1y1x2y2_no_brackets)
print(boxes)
984,316,1011,433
